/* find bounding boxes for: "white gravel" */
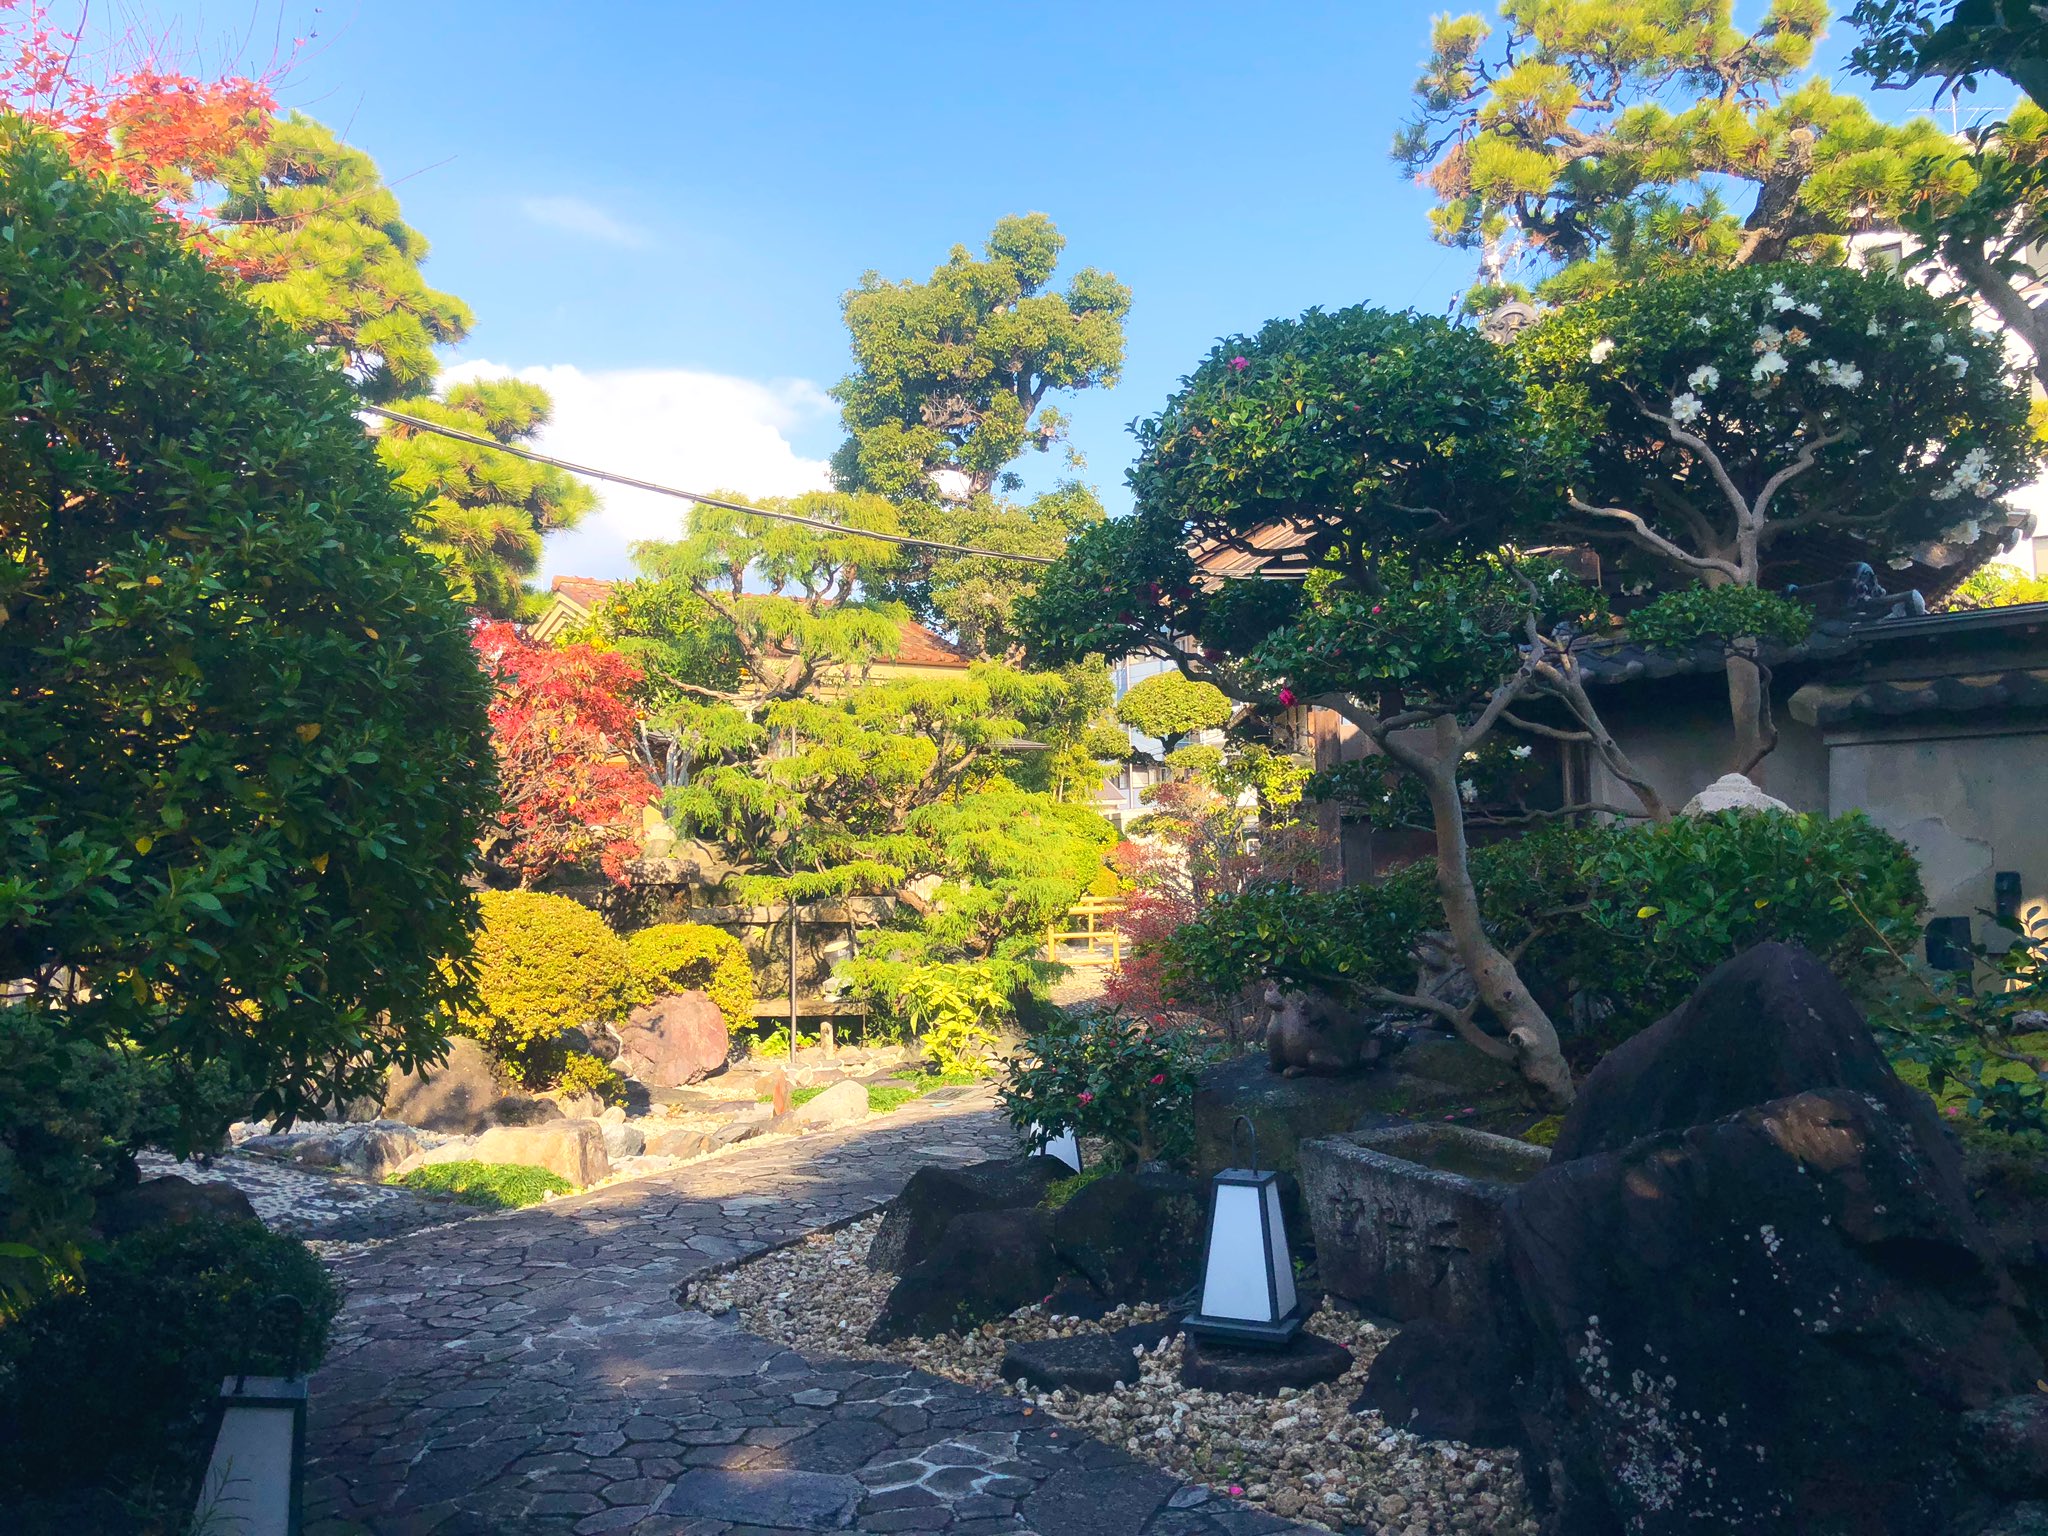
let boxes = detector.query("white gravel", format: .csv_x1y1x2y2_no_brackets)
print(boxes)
687,1214,1535,1535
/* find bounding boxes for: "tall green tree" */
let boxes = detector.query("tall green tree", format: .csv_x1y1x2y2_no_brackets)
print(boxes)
830,214,1129,656
1397,0,1958,302
1115,671,1233,755
375,380,596,617
212,113,473,402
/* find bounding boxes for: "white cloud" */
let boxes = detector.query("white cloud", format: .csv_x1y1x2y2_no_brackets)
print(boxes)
516,194,652,249
440,359,836,583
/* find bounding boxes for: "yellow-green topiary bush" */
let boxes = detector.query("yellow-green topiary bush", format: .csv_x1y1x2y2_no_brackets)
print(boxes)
461,891,629,1079
624,923,754,1032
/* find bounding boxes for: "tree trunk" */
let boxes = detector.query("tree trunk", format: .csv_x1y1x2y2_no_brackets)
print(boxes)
1419,737,1576,1108
1726,648,1770,781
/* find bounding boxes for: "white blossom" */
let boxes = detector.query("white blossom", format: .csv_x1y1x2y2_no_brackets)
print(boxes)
1945,518,1984,542
1459,779,1478,804
1867,317,1886,337
1818,359,1864,390
1670,392,1704,423
1751,351,1788,382
1691,314,1713,331
1589,338,1616,363
1945,353,1970,379
1511,745,1533,760
1796,302,1822,318
1931,481,1963,501
1767,281,1796,312
1929,332,1946,352
1688,364,1720,392
1756,323,1784,350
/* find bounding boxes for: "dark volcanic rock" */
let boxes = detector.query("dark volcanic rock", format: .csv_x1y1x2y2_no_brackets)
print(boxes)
866,1155,1068,1275
1000,1333,1143,1394
96,1174,258,1237
1043,1274,1114,1320
1981,1503,2048,1536
867,1206,1066,1342
1507,1087,2042,1536
1180,1331,1352,1396
1552,941,1951,1162
1051,1162,1204,1305
1353,1318,1526,1449
1966,1395,2048,1499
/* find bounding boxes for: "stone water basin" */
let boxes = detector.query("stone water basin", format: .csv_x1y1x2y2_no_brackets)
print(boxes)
1299,1120,1549,1329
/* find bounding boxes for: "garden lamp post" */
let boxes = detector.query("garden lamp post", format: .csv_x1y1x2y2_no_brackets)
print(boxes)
1183,1117,1303,1346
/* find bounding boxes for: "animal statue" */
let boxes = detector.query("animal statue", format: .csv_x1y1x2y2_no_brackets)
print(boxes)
1260,982,1398,1078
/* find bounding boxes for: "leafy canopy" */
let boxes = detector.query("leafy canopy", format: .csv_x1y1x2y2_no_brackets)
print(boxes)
1397,0,1958,302
1115,671,1232,751
1518,261,2039,587
0,123,495,1142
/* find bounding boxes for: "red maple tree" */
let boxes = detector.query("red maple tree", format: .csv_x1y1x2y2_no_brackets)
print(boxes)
475,622,656,888
1,0,284,217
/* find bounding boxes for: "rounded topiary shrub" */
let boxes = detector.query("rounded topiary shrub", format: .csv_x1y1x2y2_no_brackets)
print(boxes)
0,1217,338,1513
461,891,629,1078
624,922,753,1030
0,123,494,1152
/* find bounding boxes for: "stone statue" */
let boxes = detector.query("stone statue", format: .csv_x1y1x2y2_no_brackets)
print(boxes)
1261,982,1398,1078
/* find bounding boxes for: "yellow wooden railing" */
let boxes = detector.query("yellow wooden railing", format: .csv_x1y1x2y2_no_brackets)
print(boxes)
1044,895,1127,968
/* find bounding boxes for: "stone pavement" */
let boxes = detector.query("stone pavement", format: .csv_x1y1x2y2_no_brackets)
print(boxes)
305,1092,1303,1536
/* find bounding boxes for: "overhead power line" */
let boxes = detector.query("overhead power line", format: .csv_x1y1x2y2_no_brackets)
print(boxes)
362,405,1058,566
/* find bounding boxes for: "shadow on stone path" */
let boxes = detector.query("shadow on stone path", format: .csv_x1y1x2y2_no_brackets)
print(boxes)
305,1094,1304,1536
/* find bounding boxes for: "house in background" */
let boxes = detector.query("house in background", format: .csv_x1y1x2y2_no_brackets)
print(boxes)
527,575,974,690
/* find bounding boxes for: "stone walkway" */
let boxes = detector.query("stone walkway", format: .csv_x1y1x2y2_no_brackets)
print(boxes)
304,1093,1301,1536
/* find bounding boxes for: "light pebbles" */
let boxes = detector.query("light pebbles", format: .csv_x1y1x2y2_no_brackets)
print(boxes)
688,1215,1536,1536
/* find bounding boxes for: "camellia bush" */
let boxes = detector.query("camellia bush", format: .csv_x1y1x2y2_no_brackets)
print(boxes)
0,126,494,1237
1163,811,1925,1068
625,922,754,1029
1001,1006,1212,1166
460,891,629,1081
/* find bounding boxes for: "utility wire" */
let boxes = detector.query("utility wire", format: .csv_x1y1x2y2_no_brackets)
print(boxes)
362,405,1058,566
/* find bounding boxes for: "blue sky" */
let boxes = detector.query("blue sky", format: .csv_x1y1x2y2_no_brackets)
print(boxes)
139,1,1937,579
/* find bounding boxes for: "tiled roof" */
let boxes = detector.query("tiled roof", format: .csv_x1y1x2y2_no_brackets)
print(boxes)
549,575,617,611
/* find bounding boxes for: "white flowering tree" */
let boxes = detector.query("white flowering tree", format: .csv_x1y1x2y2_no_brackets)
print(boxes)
1521,262,2039,773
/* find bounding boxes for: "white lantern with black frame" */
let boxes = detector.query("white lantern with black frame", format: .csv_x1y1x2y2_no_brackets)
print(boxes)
194,1373,307,1536
1183,1116,1303,1346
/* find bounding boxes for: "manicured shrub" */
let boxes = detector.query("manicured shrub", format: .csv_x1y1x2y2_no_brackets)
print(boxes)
624,922,753,1029
1002,1006,1212,1166
0,123,496,1160
0,1218,337,1512
554,1050,627,1106
461,891,629,1080
388,1160,572,1209
1165,812,1924,1065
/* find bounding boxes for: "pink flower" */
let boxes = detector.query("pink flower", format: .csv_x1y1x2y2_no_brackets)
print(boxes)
1150,1073,1166,1085
1277,687,1296,707
1229,356,1249,373
1228,1484,1245,1497
1371,604,1383,615
1078,1091,1094,1105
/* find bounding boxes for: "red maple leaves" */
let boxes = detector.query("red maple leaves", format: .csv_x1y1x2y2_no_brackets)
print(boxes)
1,1,282,218
475,622,656,888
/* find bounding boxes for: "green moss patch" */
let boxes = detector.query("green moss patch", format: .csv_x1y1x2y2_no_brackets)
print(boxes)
388,1161,574,1209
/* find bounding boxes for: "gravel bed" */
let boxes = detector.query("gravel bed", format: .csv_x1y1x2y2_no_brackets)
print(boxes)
686,1214,1535,1535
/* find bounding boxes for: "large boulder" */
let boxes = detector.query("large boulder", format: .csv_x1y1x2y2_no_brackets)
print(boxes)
251,1120,422,1182
790,1079,869,1130
1551,941,1951,1163
468,1119,610,1186
867,1207,1065,1341
96,1175,257,1238
866,1155,1068,1275
381,1036,555,1134
1352,1318,1525,1449
1050,1163,1204,1305
1506,1088,2041,1535
614,991,730,1089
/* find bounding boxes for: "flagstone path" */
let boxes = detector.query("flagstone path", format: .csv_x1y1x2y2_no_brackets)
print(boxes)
300,1092,1303,1536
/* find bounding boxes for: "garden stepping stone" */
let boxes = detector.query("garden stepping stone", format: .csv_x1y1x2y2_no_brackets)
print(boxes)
659,1467,863,1529
1000,1332,1144,1395
1180,1331,1353,1397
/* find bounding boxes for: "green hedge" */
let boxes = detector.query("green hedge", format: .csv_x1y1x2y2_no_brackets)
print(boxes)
0,1218,337,1515
460,890,629,1080
624,922,753,1031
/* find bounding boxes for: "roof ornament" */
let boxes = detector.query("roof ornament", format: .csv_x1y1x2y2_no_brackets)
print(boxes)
1785,562,1927,624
